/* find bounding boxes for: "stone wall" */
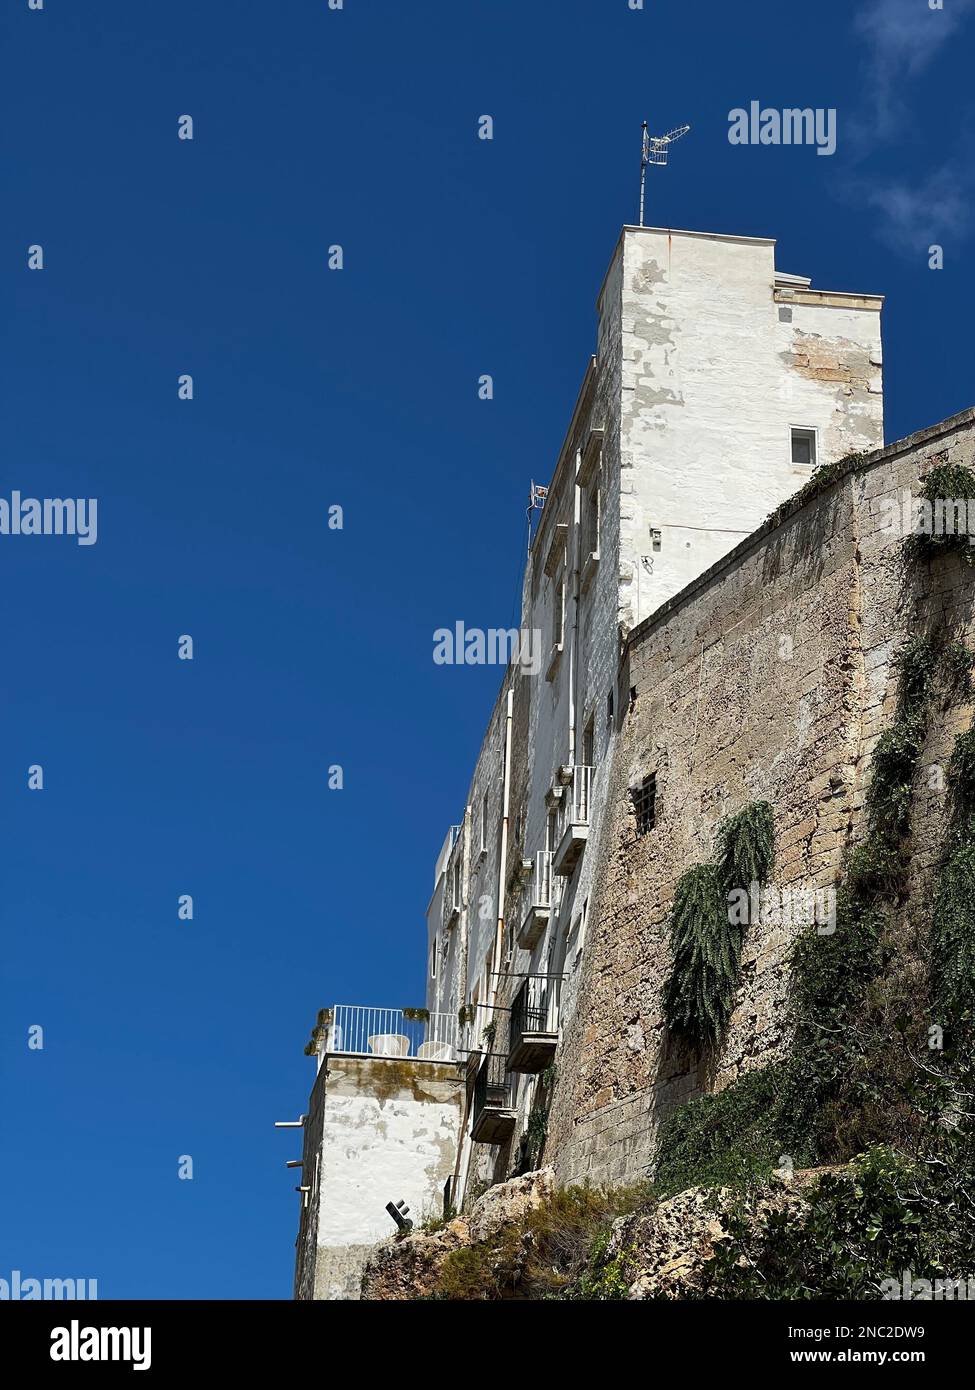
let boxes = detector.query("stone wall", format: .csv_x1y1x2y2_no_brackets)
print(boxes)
546,407,975,1188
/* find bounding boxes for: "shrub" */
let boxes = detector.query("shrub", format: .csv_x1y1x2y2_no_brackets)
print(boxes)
866,716,926,841
931,843,975,1027
699,1147,934,1299
904,463,975,566
654,1064,789,1195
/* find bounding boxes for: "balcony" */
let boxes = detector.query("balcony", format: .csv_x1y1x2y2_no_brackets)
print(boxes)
517,850,553,950
324,1006,459,1062
507,977,559,1074
553,765,593,876
471,1053,516,1144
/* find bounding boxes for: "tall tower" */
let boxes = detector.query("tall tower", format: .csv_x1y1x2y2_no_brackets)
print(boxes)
291,222,885,1297
606,226,883,629
425,223,883,1208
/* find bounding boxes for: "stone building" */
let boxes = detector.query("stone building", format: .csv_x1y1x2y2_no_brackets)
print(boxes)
289,221,891,1296
546,404,975,1187
425,224,883,1203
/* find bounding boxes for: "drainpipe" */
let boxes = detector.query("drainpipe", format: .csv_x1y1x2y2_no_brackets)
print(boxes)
568,451,582,766
492,687,515,985
455,686,514,1212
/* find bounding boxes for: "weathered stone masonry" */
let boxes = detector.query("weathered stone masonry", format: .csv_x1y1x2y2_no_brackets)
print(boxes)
546,407,975,1189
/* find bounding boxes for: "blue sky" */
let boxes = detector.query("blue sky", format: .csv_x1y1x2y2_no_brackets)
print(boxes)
2,0,972,1300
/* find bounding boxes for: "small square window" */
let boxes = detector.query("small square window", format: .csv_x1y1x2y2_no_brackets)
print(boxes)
631,775,657,835
791,427,817,469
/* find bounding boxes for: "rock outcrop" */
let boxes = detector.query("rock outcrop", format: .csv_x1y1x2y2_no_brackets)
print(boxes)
361,1164,837,1299
361,1167,554,1300
608,1169,826,1299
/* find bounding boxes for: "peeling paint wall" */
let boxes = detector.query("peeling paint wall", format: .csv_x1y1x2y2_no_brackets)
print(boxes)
294,1056,464,1300
621,229,883,629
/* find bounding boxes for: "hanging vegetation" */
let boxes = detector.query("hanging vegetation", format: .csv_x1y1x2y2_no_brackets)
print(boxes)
903,463,975,566
931,718,975,1035
662,802,774,1051
658,626,972,1186
715,800,775,895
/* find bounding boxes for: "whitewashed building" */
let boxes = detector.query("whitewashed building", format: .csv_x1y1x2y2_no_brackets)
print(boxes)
424,224,883,1201
294,223,884,1293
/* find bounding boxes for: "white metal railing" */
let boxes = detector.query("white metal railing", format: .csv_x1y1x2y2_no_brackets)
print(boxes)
326,1005,458,1061
523,849,553,920
559,765,593,836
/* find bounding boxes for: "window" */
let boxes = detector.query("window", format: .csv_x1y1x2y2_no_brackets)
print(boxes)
452,858,462,909
480,792,489,853
430,938,439,979
791,427,817,468
607,689,614,725
553,573,565,649
545,532,568,681
631,774,657,835
582,714,595,769
546,807,558,852
585,485,600,557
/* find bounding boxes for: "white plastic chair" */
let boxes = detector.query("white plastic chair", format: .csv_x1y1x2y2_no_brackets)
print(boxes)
368,1033,410,1057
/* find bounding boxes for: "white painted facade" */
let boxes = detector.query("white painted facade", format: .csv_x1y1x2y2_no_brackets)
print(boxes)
424,226,884,1200
294,1054,464,1300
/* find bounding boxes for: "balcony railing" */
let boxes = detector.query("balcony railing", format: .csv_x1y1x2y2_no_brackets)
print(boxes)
508,976,559,1073
518,849,553,950
325,1006,458,1062
471,1053,516,1144
554,764,593,876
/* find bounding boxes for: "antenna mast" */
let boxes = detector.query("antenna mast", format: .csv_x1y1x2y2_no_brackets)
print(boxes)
638,121,691,227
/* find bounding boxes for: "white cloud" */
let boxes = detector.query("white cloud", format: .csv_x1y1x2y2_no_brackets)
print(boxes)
853,0,975,144
859,163,972,253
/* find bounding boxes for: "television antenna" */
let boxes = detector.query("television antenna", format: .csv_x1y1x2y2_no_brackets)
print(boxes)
639,121,691,227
